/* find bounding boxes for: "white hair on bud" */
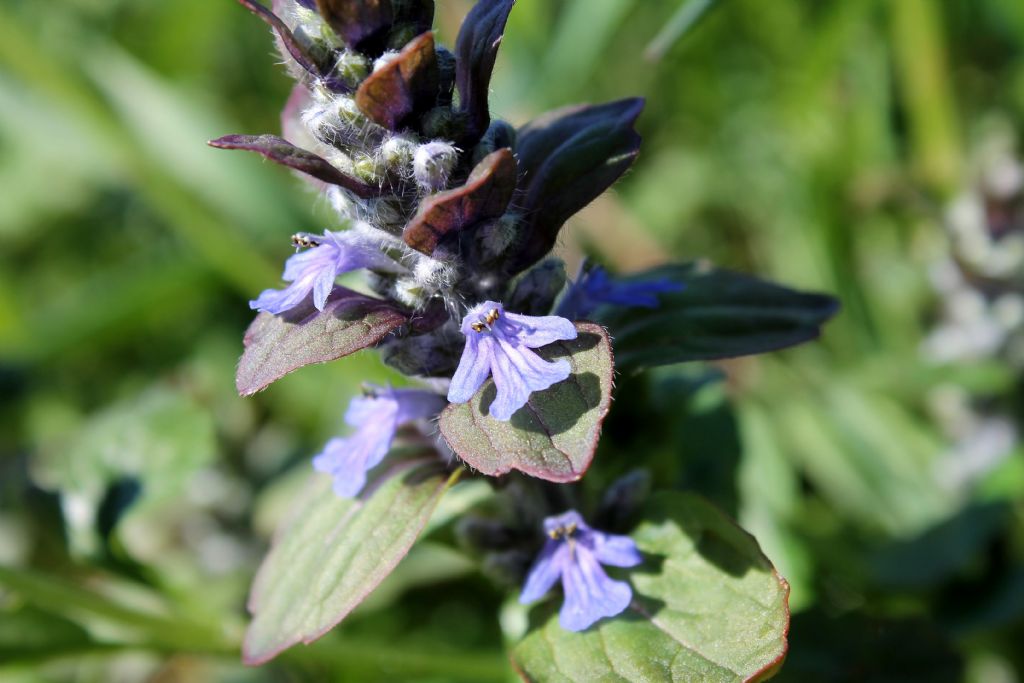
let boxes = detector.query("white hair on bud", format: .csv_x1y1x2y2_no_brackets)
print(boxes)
393,277,427,308
413,141,458,192
413,254,460,294
373,51,401,72
381,135,418,177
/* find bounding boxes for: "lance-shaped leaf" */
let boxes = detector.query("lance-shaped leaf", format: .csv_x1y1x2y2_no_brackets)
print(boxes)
237,286,408,395
238,0,346,90
508,98,644,273
403,148,517,254
356,32,439,130
512,494,791,682
455,0,514,142
316,0,393,51
208,134,381,198
244,455,457,665
438,323,612,482
596,262,840,371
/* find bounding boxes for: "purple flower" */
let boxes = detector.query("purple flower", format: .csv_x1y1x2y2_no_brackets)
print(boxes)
520,510,643,632
251,229,406,315
448,302,577,421
557,263,681,319
312,386,446,497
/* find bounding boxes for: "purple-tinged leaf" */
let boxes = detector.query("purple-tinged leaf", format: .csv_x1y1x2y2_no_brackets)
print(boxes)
455,0,514,143
403,148,517,254
237,0,346,89
316,0,394,51
512,494,791,682
244,454,457,664
438,323,613,482
208,134,381,199
237,286,408,395
595,262,840,371
355,32,439,130
508,98,644,273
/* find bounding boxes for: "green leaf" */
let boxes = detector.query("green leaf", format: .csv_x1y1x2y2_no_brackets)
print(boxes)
598,263,839,371
438,323,613,483
243,454,457,665
237,286,408,395
512,494,790,682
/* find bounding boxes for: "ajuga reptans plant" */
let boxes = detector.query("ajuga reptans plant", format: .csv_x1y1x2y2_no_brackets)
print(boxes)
214,0,838,677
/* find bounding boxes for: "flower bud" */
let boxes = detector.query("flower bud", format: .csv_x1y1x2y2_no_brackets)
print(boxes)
393,276,427,308
422,106,469,141
414,141,458,192
332,50,370,88
594,469,652,533
482,549,532,588
456,517,518,552
380,326,463,377
352,153,381,183
478,214,520,261
380,135,416,172
472,119,517,166
506,257,568,316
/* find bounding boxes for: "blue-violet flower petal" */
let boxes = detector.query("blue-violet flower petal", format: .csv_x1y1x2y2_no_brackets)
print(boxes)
519,510,642,632
251,229,406,315
557,263,681,319
312,386,446,497
448,302,577,421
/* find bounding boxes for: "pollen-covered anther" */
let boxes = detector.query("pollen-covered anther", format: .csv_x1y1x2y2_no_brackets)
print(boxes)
291,232,321,249
470,307,501,333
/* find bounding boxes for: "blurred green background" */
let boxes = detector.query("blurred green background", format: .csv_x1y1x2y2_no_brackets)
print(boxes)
2,0,1024,681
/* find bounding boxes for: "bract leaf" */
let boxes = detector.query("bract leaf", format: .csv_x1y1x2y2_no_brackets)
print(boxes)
237,286,407,395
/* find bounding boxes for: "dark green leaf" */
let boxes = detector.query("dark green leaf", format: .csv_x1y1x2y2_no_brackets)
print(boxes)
355,32,439,130
512,494,790,682
509,98,644,273
244,455,456,664
208,134,381,198
599,262,839,370
455,0,514,142
403,148,517,254
438,323,613,482
237,286,408,395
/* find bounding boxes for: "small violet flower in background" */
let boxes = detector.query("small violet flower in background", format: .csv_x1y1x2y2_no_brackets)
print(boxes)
312,386,446,497
448,302,577,421
520,510,643,632
251,228,406,315
557,263,682,319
